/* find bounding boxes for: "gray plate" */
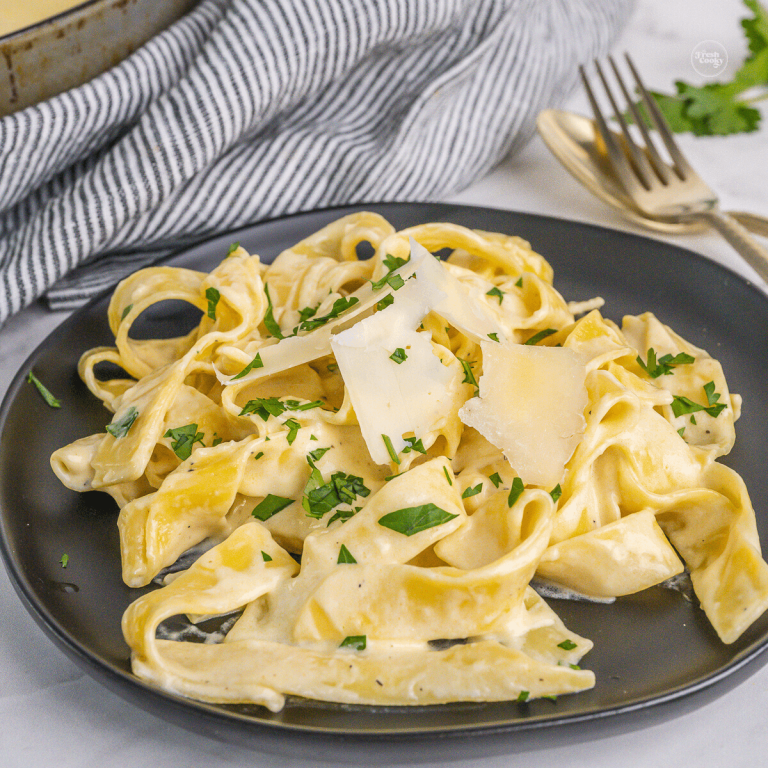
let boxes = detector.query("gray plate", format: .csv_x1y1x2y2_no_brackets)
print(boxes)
2,203,768,756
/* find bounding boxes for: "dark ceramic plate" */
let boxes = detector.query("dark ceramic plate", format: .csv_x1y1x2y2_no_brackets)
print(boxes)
2,203,768,753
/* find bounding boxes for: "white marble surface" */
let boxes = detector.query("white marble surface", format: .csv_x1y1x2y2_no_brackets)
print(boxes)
2,1,768,765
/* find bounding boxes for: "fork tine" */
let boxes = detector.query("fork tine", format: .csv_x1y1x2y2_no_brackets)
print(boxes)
624,53,692,177
579,64,644,195
592,59,654,190
606,55,671,185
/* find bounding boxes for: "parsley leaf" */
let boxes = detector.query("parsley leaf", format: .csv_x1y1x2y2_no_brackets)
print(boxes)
339,635,366,650
121,303,133,321
27,372,61,408
284,418,301,445
558,639,577,651
261,550,273,562
382,434,400,464
489,472,502,488
637,348,695,378
263,284,284,339
164,423,205,460
205,287,220,320
106,406,138,438
297,296,359,332
486,286,504,304
389,347,408,364
402,436,426,454
524,328,557,345
376,294,395,311
462,483,482,499
626,1,768,135
378,504,458,536
459,358,479,396
507,476,524,507
337,544,357,564
225,241,240,257
252,494,294,521
671,382,727,419
231,352,264,380
383,253,409,272
550,484,563,503
60,554,69,568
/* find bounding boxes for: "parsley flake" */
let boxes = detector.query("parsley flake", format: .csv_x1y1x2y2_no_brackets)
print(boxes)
550,484,563,503
252,494,294,521
389,347,408,364
60,554,69,568
637,348,695,378
487,332,500,342
459,358,479,395
376,294,395,311
297,296,359,332
382,434,400,464
121,303,133,321
205,287,220,320
27,372,61,408
489,472,502,488
516,690,530,703
164,423,205,460
558,639,577,651
462,483,483,499
263,284,284,339
339,635,366,650
524,328,557,345
231,352,264,380
378,504,458,536
225,242,240,257
507,477,524,507
261,550,273,562
106,406,138,438
486,286,504,304
337,544,357,564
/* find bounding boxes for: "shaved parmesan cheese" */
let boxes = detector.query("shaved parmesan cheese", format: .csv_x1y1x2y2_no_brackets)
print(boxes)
459,342,587,487
331,280,456,465
408,238,507,343
221,246,433,385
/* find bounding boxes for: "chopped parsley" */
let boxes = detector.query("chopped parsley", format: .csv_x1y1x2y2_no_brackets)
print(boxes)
378,504,458,536
337,544,357,564
225,241,240,257
507,477,524,507
339,635,367,650
382,434,400,464
376,294,395,311
285,418,301,445
252,494,294,521
371,272,405,291
263,284,284,339
558,639,577,650
459,358,479,396
671,382,727,419
164,423,205,460
487,332,500,342
121,303,133,321
205,287,220,320
297,296,359,332
443,466,453,486
486,286,504,304
27,372,61,408
489,472,502,488
637,348,695,378
462,483,482,499
59,554,69,568
402,436,426,454
231,352,264,380
389,347,408,364
239,396,323,420
106,406,138,438
302,452,371,520
524,328,557,345
515,277,523,288
516,690,530,703
550,484,563,503
383,253,409,271
261,550,273,562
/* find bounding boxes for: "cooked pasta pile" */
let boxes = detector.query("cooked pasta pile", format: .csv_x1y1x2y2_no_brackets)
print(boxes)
51,212,768,711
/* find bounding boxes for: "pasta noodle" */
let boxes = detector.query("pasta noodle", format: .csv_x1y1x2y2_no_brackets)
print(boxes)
51,212,768,711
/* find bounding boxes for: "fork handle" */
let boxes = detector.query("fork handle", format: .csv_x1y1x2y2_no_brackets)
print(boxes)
698,208,768,285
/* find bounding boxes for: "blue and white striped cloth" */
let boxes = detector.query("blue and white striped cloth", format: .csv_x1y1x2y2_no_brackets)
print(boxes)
0,0,633,322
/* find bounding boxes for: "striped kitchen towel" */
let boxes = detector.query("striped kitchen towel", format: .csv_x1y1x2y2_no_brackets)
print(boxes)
0,0,633,322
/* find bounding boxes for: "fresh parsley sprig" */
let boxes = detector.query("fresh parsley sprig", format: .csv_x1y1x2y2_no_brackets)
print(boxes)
637,348,695,378
630,1,768,135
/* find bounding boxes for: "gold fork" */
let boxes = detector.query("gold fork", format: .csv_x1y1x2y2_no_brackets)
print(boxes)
580,53,768,283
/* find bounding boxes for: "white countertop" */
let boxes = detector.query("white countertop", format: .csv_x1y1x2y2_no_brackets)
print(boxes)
2,1,768,765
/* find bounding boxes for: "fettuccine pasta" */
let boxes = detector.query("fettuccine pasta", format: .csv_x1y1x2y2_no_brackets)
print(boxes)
51,212,768,711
